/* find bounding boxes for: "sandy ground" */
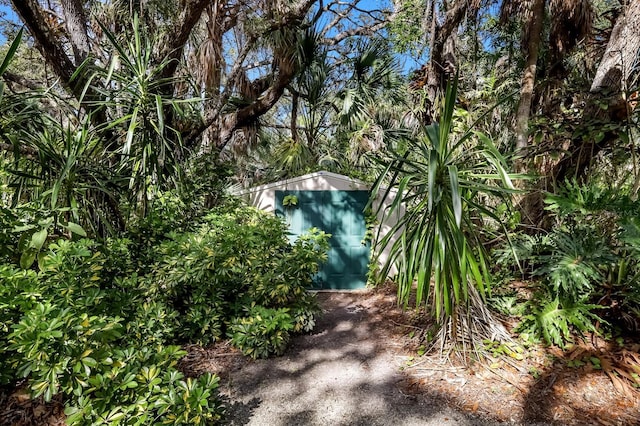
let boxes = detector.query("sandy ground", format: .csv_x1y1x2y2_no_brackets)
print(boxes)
220,292,526,426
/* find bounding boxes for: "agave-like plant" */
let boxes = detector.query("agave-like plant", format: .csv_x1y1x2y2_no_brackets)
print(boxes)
372,77,519,356
77,15,197,218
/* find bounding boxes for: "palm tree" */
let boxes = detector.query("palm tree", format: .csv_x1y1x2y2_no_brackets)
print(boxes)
257,37,407,181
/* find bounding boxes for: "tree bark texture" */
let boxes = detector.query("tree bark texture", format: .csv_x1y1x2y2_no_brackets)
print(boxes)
552,0,640,186
425,0,471,101
514,0,545,161
591,0,640,93
408,0,474,124
60,0,91,64
12,0,84,97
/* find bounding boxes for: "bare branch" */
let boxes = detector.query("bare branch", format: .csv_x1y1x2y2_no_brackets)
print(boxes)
323,18,391,46
321,2,395,46
3,71,44,91
0,142,38,160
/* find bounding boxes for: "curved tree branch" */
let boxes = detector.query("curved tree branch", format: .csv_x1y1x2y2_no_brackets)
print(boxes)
155,0,211,82
11,0,84,97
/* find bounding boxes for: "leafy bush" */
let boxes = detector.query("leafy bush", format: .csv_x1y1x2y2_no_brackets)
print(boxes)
493,180,640,346
148,205,327,345
517,296,602,347
62,347,223,425
230,306,295,359
0,240,224,425
0,200,328,423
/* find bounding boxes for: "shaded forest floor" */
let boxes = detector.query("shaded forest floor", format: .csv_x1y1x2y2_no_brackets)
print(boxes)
193,285,640,425
3,284,640,425
359,285,640,425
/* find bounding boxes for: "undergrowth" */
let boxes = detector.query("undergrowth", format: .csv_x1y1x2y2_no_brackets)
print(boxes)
492,180,640,348
0,198,329,424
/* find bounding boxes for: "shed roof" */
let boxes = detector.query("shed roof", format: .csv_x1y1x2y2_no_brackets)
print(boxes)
238,171,370,195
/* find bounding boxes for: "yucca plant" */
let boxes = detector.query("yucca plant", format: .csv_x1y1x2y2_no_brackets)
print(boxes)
78,15,196,218
372,77,519,357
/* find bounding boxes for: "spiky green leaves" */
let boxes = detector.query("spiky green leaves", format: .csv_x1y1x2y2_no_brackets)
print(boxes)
372,78,517,324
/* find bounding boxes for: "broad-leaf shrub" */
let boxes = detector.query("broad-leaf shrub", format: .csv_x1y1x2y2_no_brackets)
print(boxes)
493,180,640,347
1,201,327,423
0,242,223,425
148,205,328,346
62,347,223,425
230,306,295,359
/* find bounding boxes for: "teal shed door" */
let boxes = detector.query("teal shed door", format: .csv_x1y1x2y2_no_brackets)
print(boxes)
275,190,370,290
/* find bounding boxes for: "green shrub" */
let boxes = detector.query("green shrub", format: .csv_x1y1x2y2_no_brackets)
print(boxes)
230,305,295,359
149,204,328,345
0,266,41,384
289,296,320,333
0,206,21,262
8,301,124,401
517,296,602,348
493,180,640,346
0,240,224,425
0,201,327,423
62,346,223,425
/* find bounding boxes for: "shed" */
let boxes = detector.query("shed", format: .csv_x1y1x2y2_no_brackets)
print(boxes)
238,171,400,290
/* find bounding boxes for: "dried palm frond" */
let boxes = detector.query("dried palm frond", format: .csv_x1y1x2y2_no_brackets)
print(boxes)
566,343,640,397
499,0,532,25
197,4,224,95
348,121,384,165
432,284,514,363
549,0,594,56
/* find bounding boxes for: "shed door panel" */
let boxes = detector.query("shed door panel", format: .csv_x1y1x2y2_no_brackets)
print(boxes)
275,190,369,290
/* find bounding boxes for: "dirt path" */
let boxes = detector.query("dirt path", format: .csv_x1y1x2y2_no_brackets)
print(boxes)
221,292,515,426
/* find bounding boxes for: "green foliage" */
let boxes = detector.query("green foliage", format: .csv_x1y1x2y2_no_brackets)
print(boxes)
386,0,427,56
85,15,194,207
230,305,295,359
0,201,327,423
494,180,640,347
0,206,22,262
147,205,326,345
0,242,223,425
0,28,23,75
372,78,517,329
483,340,524,360
282,194,298,206
536,228,613,302
5,116,124,237
62,348,223,425
517,297,602,348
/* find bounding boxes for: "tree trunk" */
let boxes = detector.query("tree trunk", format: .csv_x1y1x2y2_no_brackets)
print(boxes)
12,0,83,96
514,0,545,166
60,0,90,64
591,0,640,93
411,0,474,123
512,0,547,227
552,0,640,186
